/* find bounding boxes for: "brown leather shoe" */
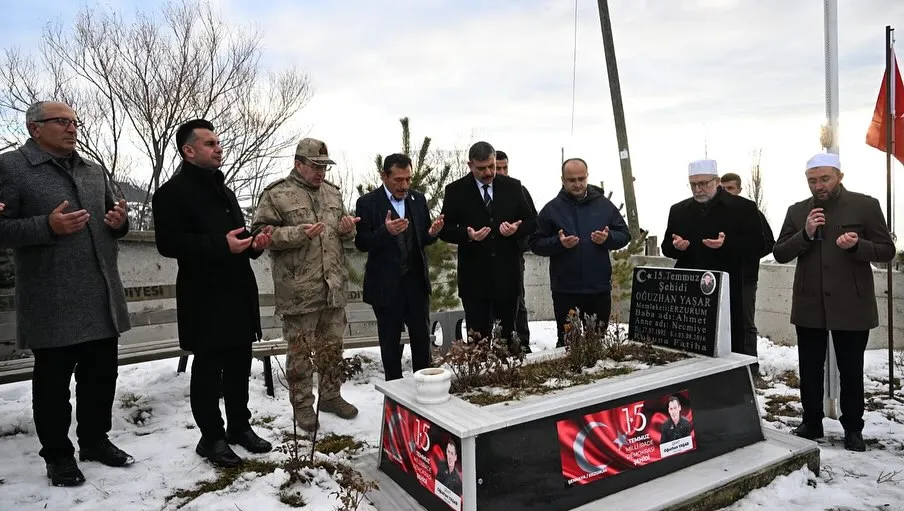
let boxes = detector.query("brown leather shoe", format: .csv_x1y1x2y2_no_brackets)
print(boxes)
319,397,358,419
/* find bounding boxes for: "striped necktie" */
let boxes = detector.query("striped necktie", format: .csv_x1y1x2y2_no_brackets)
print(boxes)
482,184,492,208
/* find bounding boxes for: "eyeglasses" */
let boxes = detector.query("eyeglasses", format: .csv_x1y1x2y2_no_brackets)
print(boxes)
688,177,717,190
35,117,83,129
302,157,331,172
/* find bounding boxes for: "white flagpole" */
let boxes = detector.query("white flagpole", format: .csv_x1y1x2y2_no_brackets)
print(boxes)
823,0,841,419
885,27,896,400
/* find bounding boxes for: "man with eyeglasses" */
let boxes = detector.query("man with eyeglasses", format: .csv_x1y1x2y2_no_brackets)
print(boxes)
0,101,133,486
252,138,361,431
529,157,631,348
661,159,765,359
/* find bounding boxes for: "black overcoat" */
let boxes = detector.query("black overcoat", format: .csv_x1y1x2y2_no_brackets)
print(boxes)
660,188,765,352
152,162,263,352
439,173,537,300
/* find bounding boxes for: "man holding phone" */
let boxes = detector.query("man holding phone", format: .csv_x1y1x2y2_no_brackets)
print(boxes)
154,119,274,468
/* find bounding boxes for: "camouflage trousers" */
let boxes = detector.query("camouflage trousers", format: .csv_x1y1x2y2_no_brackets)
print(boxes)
282,308,346,412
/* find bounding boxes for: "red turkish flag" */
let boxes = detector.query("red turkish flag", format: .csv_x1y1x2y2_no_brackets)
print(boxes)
865,51,904,166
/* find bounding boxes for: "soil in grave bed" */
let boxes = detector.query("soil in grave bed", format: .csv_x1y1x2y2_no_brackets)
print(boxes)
451,343,690,406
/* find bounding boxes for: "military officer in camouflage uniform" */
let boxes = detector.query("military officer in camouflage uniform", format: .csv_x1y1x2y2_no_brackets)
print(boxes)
252,138,360,430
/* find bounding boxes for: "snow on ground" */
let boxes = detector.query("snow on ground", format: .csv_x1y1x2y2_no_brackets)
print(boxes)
0,321,902,510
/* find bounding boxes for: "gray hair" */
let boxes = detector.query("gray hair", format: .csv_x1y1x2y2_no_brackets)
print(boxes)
25,102,48,124
468,141,495,162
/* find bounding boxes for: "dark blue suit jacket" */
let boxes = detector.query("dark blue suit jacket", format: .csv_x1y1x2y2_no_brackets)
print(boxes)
354,186,437,308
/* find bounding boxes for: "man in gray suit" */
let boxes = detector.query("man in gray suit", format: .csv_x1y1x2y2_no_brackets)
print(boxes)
0,101,133,486
773,152,895,452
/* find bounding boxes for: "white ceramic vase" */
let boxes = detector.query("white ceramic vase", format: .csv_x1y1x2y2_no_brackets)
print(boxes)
413,367,452,405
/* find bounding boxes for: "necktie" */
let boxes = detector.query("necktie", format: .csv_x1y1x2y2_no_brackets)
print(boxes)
482,184,492,208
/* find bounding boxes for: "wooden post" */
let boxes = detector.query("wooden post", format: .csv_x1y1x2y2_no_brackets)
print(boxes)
595,0,641,240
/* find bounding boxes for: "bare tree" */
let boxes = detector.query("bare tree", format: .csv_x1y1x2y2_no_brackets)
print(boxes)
0,0,311,229
747,148,765,210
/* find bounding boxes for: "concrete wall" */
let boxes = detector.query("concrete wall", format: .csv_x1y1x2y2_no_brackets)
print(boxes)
522,252,904,350
112,234,904,350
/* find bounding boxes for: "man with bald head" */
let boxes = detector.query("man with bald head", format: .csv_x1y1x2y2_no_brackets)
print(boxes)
773,153,894,451
529,158,630,346
661,159,765,358
0,101,132,486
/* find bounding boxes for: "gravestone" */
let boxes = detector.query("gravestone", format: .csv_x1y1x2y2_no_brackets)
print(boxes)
365,266,817,511
628,266,731,357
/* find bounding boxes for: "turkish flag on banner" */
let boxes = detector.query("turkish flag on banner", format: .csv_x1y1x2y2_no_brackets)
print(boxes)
865,50,904,166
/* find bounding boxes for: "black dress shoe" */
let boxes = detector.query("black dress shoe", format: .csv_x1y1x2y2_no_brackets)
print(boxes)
791,422,824,440
196,437,243,468
79,438,135,467
844,431,866,452
46,457,86,487
226,429,273,454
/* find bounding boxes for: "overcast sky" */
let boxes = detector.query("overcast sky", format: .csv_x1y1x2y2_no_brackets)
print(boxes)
2,0,903,248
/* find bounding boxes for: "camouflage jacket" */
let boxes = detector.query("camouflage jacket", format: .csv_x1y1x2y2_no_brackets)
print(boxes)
251,171,355,316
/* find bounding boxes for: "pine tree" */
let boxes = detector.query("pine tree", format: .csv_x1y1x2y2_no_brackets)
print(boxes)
354,117,465,311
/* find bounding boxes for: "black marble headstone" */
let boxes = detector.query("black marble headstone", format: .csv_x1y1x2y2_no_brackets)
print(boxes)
473,366,763,510
628,267,722,356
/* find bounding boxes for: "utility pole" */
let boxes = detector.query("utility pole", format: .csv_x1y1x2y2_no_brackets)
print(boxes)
595,0,641,239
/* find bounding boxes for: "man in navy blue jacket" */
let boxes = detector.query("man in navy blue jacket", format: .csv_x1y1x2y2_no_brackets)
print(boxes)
528,158,631,347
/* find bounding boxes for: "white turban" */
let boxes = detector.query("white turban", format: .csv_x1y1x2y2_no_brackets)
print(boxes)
806,152,841,171
688,159,718,176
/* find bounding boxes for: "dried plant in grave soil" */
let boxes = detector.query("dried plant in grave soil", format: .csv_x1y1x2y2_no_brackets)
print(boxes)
440,317,689,406
562,308,607,372
438,323,525,392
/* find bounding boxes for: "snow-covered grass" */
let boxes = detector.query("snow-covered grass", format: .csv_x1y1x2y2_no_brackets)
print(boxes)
0,322,902,510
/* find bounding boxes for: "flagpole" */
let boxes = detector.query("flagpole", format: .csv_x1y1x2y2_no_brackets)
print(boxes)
885,25,895,400
822,0,841,420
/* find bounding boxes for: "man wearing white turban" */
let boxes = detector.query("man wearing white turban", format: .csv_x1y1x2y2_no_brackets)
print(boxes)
773,152,895,452
661,159,766,359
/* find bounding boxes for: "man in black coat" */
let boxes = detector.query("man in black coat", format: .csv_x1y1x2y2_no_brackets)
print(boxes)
439,141,537,352
495,150,536,346
153,119,274,468
354,154,445,381
720,172,776,373
661,160,765,357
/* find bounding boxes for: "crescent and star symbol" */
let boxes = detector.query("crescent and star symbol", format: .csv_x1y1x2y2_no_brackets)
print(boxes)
573,421,612,475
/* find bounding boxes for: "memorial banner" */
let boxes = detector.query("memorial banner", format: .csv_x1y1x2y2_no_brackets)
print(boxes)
556,390,696,487
381,398,463,510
